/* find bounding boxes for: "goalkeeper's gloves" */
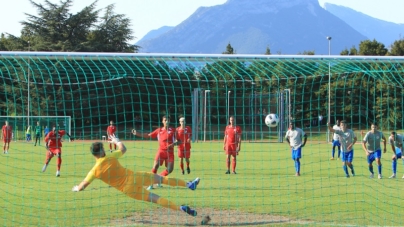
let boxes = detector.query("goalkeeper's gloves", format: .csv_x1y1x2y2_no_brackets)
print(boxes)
108,135,120,144
72,185,80,192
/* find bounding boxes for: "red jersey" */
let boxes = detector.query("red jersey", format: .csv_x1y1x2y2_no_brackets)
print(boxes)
176,126,192,151
149,127,176,152
2,125,12,139
107,125,117,135
45,130,66,148
224,125,242,145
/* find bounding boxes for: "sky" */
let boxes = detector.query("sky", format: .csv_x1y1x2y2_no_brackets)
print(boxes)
1,0,404,43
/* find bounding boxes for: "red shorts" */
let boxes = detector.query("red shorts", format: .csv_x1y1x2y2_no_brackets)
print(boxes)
225,144,238,156
178,149,191,159
3,139,11,143
47,148,62,159
154,150,174,166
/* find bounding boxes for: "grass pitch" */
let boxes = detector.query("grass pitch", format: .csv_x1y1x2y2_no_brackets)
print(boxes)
0,139,402,226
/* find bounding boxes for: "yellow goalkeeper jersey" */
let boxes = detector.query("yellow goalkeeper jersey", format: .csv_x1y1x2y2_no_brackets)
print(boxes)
84,150,134,191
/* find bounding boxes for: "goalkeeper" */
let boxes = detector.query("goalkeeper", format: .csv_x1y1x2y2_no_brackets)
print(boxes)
71,135,200,217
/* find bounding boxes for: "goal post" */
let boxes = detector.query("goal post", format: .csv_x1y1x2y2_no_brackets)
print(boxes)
0,116,71,141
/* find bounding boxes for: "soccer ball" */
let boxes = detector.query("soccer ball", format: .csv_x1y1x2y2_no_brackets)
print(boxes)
265,113,279,127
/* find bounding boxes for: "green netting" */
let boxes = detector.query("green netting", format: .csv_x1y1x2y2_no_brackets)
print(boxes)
1,52,404,226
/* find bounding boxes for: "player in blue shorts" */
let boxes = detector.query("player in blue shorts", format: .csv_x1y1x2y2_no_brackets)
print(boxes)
388,132,404,179
285,122,307,176
330,120,341,160
328,120,357,177
362,122,386,179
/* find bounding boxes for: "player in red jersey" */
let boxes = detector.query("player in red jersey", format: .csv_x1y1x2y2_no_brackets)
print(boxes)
42,126,74,177
132,115,177,189
176,117,192,175
223,116,242,174
2,121,12,154
107,120,117,152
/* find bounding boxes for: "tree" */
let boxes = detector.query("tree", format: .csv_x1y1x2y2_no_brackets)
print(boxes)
86,4,138,52
340,46,358,56
264,46,271,55
222,43,235,54
388,39,404,56
358,39,388,56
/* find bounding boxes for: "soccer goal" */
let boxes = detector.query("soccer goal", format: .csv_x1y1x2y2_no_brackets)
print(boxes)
1,51,404,226
0,116,71,141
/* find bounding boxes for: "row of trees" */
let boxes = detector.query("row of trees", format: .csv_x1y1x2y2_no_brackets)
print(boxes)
0,0,137,52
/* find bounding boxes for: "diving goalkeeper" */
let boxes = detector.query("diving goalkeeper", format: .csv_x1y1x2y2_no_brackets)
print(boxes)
71,135,200,216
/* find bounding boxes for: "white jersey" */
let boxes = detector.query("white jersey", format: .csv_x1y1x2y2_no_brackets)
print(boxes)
334,129,356,152
389,134,403,148
285,127,306,150
332,125,340,140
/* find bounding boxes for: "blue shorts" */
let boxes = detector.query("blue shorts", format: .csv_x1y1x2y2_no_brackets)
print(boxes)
292,147,302,160
341,150,353,162
332,140,341,147
367,150,382,164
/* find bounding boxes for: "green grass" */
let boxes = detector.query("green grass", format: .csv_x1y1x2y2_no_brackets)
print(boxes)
1,139,403,226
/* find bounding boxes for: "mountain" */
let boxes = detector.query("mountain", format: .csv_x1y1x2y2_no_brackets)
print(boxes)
136,26,174,44
137,0,367,54
324,3,404,47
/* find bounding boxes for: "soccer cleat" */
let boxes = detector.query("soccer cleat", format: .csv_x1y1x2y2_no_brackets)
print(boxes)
42,164,48,172
180,205,197,217
187,167,191,174
346,174,350,178
330,157,334,160
225,170,230,174
295,173,301,177
378,174,382,179
389,174,396,179
369,173,374,178
109,150,112,153
56,170,60,177
402,175,404,179
156,183,163,188
146,185,154,190
182,170,185,175
187,177,200,190
232,171,237,174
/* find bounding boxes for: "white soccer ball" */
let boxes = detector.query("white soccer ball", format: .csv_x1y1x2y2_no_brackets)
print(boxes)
265,113,279,128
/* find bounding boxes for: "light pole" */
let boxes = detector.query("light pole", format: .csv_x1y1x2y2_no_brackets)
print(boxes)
27,41,31,127
327,36,332,142
204,90,211,142
227,91,231,121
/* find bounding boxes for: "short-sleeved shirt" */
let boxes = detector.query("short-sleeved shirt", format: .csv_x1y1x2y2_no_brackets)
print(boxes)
84,150,133,191
2,125,12,139
45,130,66,148
389,134,403,148
149,127,176,152
107,125,117,135
35,125,42,135
285,128,306,150
224,125,242,145
332,125,340,140
333,129,356,152
176,126,192,151
363,131,385,152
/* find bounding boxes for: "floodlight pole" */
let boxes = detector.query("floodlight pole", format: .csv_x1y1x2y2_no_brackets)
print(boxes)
204,90,211,142
327,36,332,143
27,41,31,127
227,91,231,121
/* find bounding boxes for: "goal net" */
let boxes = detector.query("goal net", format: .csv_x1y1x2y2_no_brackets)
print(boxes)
0,52,403,226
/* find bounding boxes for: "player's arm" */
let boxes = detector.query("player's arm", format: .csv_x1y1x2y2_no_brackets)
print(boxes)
109,134,126,154
237,132,242,151
72,181,91,192
390,138,396,154
132,129,153,139
382,135,387,153
223,131,227,150
301,134,308,147
347,135,357,151
327,122,335,132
